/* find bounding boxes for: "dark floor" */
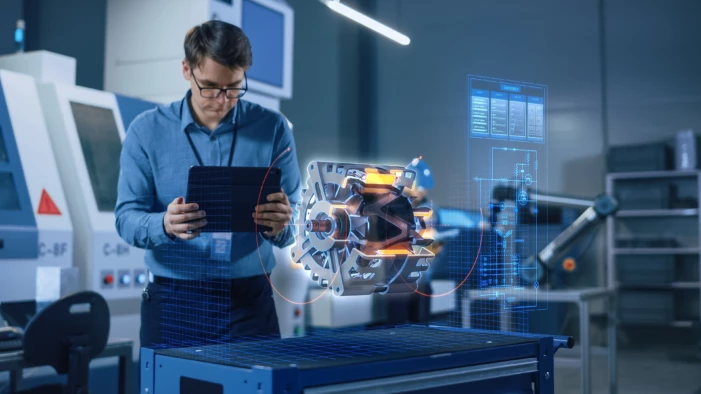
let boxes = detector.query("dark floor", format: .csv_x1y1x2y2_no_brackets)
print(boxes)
554,346,701,394
0,361,140,394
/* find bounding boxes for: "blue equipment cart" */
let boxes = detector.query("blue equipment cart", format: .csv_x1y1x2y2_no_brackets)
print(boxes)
141,325,573,394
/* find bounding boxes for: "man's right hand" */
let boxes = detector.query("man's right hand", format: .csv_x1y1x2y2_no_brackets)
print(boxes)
164,197,207,240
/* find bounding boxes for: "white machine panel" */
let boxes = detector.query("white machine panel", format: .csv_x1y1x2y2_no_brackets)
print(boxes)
37,82,146,300
430,280,457,315
0,51,76,86
270,245,308,338
0,70,73,302
307,289,373,328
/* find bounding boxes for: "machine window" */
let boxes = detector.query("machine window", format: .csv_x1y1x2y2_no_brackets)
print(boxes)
70,102,122,212
0,126,8,163
0,173,21,210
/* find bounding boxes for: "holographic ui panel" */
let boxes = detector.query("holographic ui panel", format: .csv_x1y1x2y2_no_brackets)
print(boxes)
463,75,550,333
475,147,542,306
468,75,547,143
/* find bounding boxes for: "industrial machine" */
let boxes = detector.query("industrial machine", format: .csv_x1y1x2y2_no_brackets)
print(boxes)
492,185,618,287
270,244,309,338
141,325,574,394
0,52,157,359
0,68,73,303
37,79,151,300
0,51,157,302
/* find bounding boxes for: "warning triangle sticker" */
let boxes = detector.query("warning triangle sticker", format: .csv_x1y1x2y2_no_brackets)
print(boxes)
38,189,61,215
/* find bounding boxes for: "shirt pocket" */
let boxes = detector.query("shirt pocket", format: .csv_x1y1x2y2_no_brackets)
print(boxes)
153,158,190,201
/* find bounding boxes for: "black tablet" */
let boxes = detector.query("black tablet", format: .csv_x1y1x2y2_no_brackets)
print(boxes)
185,166,282,233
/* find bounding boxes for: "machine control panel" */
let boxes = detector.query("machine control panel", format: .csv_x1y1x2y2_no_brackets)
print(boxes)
134,270,147,286
101,268,148,289
117,269,131,287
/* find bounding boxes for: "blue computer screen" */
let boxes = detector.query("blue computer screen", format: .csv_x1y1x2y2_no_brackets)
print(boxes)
242,0,285,88
468,75,547,143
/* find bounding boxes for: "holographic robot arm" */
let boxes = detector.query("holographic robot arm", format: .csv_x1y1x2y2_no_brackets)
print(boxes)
290,161,435,296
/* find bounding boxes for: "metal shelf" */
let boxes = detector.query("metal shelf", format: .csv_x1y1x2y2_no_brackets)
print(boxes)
607,170,700,181
607,169,701,332
613,247,700,255
617,282,701,290
618,320,698,328
616,209,699,218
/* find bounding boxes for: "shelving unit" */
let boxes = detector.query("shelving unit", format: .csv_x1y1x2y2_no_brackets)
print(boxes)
616,208,699,218
606,170,701,328
613,247,700,255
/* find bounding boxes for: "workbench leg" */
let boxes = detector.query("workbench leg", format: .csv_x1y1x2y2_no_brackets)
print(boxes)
608,294,617,394
463,295,471,328
535,337,555,394
119,350,133,394
579,300,591,394
9,370,21,393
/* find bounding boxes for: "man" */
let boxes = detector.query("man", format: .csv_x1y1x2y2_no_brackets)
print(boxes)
115,20,302,348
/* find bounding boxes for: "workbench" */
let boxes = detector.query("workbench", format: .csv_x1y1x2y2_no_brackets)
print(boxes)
141,325,573,394
463,287,617,394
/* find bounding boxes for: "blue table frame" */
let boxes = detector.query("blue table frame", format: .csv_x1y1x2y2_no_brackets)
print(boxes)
141,326,573,394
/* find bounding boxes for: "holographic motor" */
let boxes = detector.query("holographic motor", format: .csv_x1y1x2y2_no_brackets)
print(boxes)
290,161,435,296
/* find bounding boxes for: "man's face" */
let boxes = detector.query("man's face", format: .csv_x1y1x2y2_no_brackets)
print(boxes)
182,57,245,120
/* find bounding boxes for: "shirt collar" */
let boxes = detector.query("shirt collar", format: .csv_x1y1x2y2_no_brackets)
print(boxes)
180,89,237,133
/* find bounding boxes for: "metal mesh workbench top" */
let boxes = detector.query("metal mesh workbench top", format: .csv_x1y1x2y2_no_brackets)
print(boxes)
154,325,536,370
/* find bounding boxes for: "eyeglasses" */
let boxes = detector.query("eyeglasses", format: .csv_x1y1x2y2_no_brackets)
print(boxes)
191,71,248,99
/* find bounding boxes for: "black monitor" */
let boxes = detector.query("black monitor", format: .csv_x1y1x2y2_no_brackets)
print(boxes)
70,102,122,212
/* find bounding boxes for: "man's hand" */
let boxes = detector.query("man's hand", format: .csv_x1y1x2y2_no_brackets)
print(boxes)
253,189,293,238
164,197,207,240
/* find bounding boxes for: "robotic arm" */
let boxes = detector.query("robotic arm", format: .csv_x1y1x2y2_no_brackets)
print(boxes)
492,186,619,283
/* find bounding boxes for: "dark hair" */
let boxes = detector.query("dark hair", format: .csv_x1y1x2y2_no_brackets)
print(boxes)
184,20,252,70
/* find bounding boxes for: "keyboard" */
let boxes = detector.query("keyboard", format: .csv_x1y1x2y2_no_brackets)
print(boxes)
0,339,22,352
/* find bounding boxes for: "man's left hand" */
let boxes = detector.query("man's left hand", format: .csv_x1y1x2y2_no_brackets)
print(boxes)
253,189,293,239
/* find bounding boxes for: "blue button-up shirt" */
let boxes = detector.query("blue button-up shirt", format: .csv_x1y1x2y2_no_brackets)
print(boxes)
115,90,302,279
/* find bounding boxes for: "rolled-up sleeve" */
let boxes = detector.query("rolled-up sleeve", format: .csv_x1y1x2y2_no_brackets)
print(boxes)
115,127,173,249
268,116,302,248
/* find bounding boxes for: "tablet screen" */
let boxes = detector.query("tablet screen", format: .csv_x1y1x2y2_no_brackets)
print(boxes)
186,166,281,233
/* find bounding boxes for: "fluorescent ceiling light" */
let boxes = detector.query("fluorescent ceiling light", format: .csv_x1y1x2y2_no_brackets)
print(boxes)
322,0,410,46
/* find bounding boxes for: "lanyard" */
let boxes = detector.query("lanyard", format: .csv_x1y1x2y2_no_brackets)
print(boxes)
184,101,239,167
